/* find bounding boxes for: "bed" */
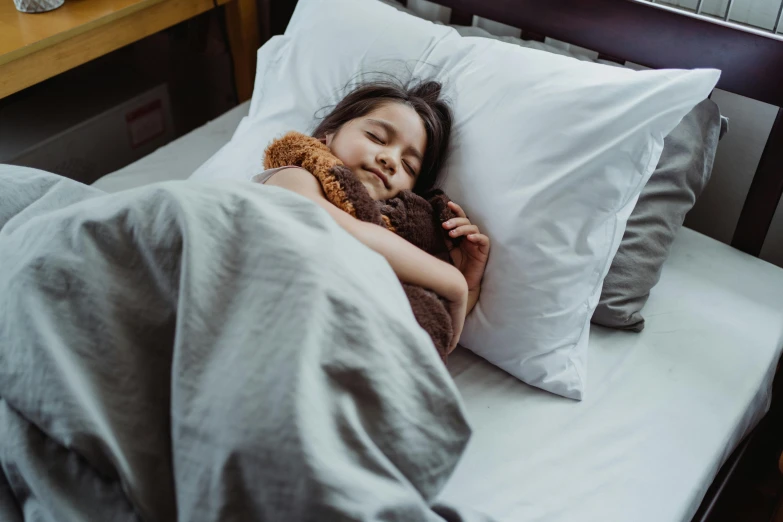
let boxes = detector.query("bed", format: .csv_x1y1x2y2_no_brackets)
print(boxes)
88,1,783,521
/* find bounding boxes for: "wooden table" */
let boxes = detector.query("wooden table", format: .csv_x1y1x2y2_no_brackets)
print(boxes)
0,0,260,101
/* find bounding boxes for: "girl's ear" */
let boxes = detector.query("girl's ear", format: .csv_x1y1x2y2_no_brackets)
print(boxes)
323,133,333,147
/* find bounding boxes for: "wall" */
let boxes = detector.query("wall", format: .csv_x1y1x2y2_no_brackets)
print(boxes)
662,0,783,267
0,11,237,185
666,0,782,32
405,0,783,268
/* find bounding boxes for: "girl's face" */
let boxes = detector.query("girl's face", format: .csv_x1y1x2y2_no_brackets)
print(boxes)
325,102,427,200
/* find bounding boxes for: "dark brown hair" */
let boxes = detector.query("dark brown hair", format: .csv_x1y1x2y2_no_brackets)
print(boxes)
312,79,452,194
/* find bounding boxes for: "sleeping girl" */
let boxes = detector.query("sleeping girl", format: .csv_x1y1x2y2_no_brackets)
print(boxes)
254,79,490,352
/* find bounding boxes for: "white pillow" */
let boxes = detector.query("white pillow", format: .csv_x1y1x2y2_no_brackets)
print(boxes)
190,1,452,182
191,0,719,399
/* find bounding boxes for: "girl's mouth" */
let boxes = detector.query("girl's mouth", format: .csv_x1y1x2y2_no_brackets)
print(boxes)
365,167,390,189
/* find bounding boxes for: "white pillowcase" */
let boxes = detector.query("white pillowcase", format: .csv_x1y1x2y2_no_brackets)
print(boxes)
190,1,452,182
191,0,719,399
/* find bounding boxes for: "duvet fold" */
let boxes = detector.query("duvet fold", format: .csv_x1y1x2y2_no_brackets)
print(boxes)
0,166,490,522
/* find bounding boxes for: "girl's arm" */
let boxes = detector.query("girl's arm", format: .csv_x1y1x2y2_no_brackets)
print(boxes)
264,168,468,350
467,290,480,318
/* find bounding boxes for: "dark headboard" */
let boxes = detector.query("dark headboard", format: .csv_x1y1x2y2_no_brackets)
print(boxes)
274,0,783,257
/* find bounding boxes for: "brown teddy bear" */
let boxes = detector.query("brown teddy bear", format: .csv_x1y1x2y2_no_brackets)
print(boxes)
264,131,461,360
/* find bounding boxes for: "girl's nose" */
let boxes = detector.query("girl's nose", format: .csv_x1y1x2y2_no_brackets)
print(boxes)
379,154,396,174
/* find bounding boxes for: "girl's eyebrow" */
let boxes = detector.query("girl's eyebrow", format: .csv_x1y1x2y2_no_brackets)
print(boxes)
367,118,423,163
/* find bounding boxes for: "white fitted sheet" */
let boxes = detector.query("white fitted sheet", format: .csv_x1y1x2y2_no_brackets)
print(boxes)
94,103,783,522
441,227,783,522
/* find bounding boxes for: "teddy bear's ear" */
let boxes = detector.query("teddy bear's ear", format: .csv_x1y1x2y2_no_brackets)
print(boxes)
264,131,305,170
264,131,331,170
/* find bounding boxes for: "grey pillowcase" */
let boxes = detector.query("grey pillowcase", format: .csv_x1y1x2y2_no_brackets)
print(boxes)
591,98,723,331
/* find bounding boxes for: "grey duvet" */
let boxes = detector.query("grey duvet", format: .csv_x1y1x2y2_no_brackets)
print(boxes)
0,166,490,522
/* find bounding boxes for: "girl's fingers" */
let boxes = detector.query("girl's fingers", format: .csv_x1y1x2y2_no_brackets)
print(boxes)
467,233,490,246
448,201,468,218
442,217,471,230
449,225,479,238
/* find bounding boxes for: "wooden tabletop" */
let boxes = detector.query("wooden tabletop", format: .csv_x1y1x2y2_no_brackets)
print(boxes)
0,0,258,100
1,0,163,65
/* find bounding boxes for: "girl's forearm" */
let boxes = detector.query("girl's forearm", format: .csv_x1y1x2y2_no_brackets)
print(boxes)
309,195,467,299
335,212,467,301
364,223,467,300
264,168,467,301
467,289,480,316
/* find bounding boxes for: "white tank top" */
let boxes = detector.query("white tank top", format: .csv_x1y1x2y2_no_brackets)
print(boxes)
251,166,296,185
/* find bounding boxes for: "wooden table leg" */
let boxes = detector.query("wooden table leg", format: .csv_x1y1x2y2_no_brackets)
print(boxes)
224,0,260,103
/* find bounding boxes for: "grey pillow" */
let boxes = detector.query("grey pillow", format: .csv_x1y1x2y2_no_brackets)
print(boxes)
591,99,723,331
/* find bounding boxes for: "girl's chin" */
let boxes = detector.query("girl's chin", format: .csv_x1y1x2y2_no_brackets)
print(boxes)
361,180,384,201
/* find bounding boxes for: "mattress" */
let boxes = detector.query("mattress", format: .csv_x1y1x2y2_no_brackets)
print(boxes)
93,103,783,522
92,102,251,192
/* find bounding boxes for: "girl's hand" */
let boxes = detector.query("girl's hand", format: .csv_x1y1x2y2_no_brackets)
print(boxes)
443,201,490,306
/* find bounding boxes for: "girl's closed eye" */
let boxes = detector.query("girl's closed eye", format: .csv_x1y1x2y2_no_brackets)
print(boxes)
367,129,415,176
366,131,384,144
